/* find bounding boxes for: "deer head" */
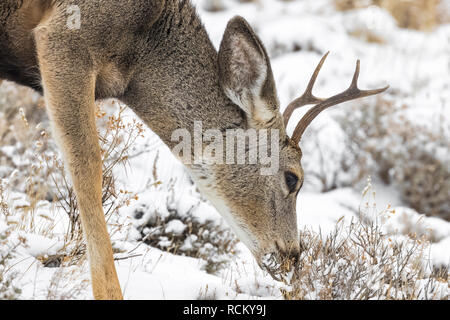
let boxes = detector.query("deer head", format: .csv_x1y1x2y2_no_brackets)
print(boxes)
211,16,388,279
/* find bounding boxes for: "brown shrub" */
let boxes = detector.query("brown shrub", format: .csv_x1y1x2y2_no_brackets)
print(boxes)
0,82,143,265
334,0,445,31
337,97,450,220
135,180,239,275
283,214,449,300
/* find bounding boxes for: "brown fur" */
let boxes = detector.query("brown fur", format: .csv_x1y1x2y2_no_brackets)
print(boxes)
1,0,304,299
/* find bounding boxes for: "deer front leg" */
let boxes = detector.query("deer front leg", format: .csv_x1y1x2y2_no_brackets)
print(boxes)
35,36,123,300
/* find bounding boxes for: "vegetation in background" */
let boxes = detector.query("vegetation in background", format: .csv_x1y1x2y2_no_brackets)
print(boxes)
334,0,448,31
337,97,449,220
283,183,449,300
0,181,23,300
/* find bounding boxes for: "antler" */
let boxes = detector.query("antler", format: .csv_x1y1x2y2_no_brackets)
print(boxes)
283,52,330,125
283,53,389,144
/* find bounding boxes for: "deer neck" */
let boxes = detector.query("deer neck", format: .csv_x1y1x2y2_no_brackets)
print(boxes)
123,0,246,154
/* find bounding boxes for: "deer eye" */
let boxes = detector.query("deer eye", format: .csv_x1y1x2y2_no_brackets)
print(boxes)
284,171,298,194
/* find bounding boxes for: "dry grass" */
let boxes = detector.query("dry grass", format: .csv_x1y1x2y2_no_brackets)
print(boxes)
1,85,143,259
0,82,146,298
44,266,90,300
334,0,448,31
337,96,450,220
0,180,25,300
47,103,143,244
281,193,449,300
135,179,239,275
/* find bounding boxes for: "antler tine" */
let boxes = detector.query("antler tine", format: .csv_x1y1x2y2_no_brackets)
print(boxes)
283,52,330,127
291,59,389,144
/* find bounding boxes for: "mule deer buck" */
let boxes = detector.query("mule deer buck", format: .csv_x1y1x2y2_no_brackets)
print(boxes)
0,0,387,299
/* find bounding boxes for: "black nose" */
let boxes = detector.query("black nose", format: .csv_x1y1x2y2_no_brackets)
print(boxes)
276,240,300,267
286,247,300,267
289,250,300,265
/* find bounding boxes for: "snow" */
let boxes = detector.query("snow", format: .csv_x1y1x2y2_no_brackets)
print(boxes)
0,0,449,300
165,219,187,235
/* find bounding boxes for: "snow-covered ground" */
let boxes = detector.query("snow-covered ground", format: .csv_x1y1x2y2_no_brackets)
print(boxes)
1,0,449,299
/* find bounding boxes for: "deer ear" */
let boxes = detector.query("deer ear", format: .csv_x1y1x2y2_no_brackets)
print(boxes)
218,16,279,125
